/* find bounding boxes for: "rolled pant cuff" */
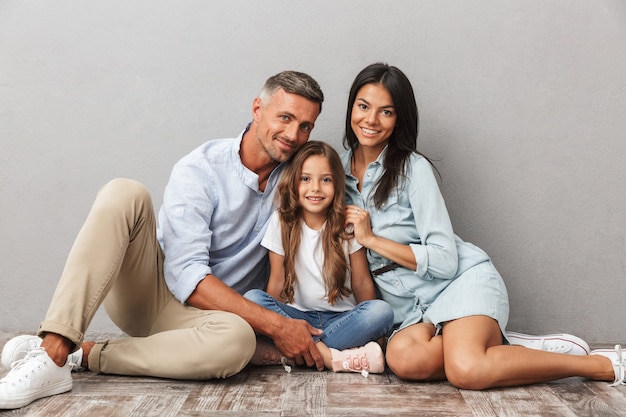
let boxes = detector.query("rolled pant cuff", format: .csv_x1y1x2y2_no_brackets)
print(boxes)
88,340,108,373
37,320,84,351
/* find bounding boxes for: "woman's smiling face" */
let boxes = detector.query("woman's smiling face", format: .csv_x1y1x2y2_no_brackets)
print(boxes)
350,82,397,153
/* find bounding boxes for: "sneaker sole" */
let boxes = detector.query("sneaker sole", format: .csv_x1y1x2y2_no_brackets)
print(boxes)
0,379,72,409
507,332,590,355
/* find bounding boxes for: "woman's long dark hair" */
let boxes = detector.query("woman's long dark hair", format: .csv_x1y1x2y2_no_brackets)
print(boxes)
343,63,435,208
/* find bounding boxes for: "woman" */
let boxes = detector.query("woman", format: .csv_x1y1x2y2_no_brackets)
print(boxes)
340,62,624,389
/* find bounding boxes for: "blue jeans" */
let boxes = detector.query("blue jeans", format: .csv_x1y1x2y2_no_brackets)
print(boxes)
244,289,394,350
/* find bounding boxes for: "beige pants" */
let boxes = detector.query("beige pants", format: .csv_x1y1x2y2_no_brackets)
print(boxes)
38,178,256,379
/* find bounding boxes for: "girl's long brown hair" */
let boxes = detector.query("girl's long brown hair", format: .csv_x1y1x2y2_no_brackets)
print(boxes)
276,141,352,305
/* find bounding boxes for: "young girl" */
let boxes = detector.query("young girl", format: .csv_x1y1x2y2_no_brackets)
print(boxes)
244,141,394,376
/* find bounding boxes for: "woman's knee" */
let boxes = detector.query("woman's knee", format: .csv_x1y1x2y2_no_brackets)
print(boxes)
385,335,440,381
444,355,489,390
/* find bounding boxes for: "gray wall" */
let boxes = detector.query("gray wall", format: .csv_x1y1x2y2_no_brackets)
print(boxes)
1,1,625,343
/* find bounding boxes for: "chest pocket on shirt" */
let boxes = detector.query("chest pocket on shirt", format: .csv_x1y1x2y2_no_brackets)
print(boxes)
371,191,403,231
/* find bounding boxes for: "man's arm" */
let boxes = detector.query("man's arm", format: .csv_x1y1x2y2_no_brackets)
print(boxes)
186,275,324,370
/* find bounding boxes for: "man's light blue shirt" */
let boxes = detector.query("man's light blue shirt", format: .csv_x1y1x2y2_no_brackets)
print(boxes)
157,128,281,303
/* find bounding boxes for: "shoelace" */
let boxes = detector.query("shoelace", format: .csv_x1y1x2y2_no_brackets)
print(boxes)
8,347,34,369
537,338,570,354
341,355,371,378
608,344,625,387
67,351,84,372
280,357,292,374
1,348,48,385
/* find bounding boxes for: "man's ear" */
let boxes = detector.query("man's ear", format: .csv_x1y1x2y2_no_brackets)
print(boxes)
252,97,264,122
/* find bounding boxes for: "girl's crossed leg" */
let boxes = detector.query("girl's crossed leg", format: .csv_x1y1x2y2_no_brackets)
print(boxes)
244,289,393,374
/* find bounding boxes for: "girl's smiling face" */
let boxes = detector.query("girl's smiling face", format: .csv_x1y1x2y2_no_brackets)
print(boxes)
298,154,335,229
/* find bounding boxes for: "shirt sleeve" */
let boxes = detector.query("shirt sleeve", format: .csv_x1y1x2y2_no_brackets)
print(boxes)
408,156,459,280
261,211,285,256
158,158,215,303
347,236,363,255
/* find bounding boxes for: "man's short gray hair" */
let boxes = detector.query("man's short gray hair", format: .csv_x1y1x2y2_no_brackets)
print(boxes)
259,71,324,113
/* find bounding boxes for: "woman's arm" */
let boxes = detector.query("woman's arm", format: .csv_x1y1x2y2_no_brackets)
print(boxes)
348,247,377,302
345,156,457,278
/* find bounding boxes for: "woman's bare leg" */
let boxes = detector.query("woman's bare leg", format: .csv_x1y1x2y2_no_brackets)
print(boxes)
385,322,446,381
441,315,615,390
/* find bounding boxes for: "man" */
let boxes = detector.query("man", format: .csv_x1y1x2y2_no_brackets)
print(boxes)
0,70,325,409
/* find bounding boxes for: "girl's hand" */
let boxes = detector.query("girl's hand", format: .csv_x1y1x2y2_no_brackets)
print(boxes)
345,205,374,247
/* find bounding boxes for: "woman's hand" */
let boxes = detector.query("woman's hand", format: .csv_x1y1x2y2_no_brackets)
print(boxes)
345,205,418,271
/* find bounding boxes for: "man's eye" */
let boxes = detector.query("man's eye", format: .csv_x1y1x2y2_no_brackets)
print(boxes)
300,124,312,132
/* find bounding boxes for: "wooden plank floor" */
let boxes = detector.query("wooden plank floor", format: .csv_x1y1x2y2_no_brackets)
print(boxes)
2,331,626,416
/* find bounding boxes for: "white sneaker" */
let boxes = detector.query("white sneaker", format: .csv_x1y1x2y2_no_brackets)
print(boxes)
591,344,626,386
0,348,72,409
1,335,84,372
506,331,590,355
1,335,42,370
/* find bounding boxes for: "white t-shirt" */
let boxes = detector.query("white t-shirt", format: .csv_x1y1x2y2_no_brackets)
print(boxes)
261,211,362,312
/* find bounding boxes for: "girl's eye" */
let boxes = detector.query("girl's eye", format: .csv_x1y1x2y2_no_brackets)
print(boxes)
322,177,333,183
300,176,310,182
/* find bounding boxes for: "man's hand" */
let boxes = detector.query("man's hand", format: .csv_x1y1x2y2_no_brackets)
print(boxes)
187,276,325,370
271,317,324,370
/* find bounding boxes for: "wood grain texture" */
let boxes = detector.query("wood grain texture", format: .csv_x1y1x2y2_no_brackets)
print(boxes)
1,332,625,417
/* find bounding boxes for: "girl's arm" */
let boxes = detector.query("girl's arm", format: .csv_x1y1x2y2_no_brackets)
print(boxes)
266,250,288,301
348,247,377,302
